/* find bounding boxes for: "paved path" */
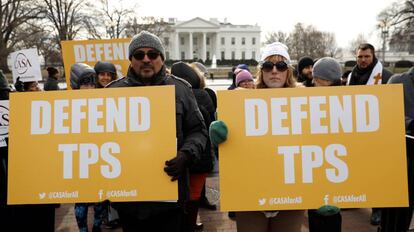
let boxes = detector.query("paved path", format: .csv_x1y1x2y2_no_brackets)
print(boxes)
55,175,388,232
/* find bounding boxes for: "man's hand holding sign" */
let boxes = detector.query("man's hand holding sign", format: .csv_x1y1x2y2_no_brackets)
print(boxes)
216,85,407,211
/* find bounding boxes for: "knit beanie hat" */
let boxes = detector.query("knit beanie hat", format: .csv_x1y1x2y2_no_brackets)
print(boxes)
128,31,165,60
316,205,341,216
47,67,59,77
94,61,116,75
171,61,201,89
260,42,290,62
236,64,249,71
297,57,314,74
236,70,254,86
312,57,342,82
209,120,228,147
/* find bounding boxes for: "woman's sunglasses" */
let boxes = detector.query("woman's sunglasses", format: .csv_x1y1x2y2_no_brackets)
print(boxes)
133,50,160,60
261,61,289,72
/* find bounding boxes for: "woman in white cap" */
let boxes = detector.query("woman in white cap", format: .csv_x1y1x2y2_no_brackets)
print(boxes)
233,42,305,232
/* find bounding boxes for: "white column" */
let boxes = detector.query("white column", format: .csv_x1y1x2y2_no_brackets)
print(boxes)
202,32,207,61
174,32,180,60
215,33,220,59
189,32,193,60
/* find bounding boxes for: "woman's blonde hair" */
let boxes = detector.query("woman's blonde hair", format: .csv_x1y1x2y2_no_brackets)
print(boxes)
255,55,297,89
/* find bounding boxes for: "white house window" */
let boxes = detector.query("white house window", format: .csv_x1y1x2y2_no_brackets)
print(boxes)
231,37,235,45
164,37,169,46
181,52,185,59
193,37,198,45
180,37,185,45
242,37,246,45
252,37,256,45
221,51,225,60
221,37,225,45
252,51,256,60
231,51,235,60
242,51,245,60
206,37,210,45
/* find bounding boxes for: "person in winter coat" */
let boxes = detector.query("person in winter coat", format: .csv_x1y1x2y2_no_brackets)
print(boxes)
9,72,57,231
44,67,61,91
347,43,393,226
307,57,343,232
70,63,105,232
106,31,208,232
380,67,414,232
171,61,215,231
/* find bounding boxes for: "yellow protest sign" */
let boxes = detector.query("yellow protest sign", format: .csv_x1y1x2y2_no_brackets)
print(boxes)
8,86,177,204
61,38,131,89
218,85,407,211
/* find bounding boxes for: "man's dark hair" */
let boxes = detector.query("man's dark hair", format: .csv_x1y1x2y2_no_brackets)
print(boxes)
358,43,375,57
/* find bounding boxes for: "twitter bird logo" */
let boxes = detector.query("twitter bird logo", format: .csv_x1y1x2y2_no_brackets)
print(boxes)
258,198,266,206
39,192,46,199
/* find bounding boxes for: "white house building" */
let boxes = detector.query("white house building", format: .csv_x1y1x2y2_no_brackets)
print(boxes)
162,17,261,61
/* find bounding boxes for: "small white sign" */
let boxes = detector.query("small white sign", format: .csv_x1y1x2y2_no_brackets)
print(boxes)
11,48,42,84
0,100,9,147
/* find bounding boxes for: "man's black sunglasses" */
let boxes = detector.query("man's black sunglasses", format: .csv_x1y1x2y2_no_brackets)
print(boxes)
261,61,289,72
133,50,160,60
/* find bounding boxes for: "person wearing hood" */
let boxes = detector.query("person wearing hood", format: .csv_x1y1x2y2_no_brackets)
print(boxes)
44,67,61,91
106,31,207,232
70,63,96,89
296,56,314,87
171,61,215,232
69,63,106,232
347,43,393,226
94,61,118,88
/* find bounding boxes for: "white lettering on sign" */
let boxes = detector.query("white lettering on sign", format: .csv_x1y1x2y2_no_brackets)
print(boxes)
58,142,121,179
73,43,129,62
30,97,150,134
277,144,348,184
245,95,380,136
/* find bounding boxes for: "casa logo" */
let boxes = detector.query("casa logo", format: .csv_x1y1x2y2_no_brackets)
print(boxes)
14,53,32,75
0,103,9,136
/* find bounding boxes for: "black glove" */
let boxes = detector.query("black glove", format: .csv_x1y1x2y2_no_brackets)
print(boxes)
164,151,191,181
409,120,414,131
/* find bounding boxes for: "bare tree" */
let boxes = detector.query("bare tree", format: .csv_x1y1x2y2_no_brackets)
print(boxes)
43,0,85,43
124,17,172,38
264,31,289,45
348,33,368,54
0,0,44,71
83,0,135,39
287,23,340,61
381,0,414,53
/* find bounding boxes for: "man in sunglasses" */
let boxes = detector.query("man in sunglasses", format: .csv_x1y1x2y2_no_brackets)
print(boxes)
107,31,208,232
